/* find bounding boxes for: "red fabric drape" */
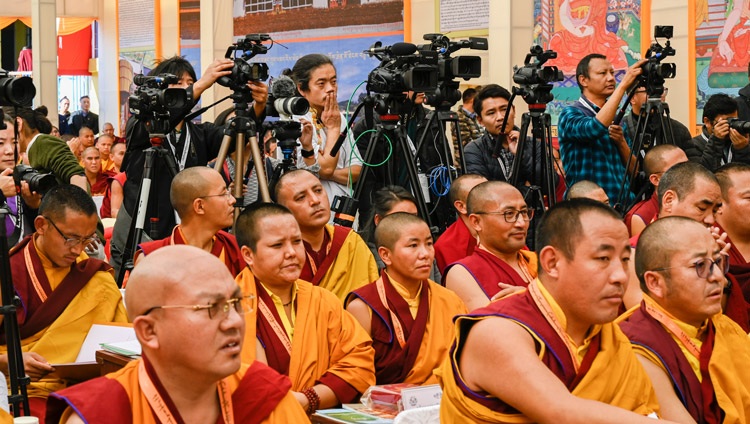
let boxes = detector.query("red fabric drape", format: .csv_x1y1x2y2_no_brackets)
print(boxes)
57,26,92,76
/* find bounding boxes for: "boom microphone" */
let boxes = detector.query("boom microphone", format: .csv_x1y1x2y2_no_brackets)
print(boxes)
271,75,297,99
367,42,418,57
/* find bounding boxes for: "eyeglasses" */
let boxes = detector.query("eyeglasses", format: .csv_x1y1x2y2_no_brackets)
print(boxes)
474,208,534,223
200,191,233,200
44,216,98,247
142,295,256,320
652,256,729,279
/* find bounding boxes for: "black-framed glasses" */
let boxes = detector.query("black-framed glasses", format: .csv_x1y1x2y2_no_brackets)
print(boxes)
474,208,534,223
142,295,256,320
44,216,98,247
200,191,233,200
652,256,729,279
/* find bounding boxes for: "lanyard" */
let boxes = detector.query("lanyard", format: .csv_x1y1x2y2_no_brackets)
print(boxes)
375,275,410,349
138,360,234,424
643,300,702,359
578,96,599,116
167,129,192,171
258,299,293,355
528,280,582,372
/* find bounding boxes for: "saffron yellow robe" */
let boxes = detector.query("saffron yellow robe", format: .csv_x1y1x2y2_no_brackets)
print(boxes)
313,224,378,302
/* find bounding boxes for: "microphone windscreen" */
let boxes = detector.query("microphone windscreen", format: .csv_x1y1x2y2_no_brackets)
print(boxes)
271,75,297,98
391,42,417,56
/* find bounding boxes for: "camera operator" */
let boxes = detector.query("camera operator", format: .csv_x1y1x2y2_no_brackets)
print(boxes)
112,56,267,273
558,54,647,204
291,54,362,206
0,114,40,246
463,85,545,187
6,107,87,192
621,86,692,148
684,93,750,171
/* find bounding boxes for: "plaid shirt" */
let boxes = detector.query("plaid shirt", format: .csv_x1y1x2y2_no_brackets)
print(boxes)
558,97,634,204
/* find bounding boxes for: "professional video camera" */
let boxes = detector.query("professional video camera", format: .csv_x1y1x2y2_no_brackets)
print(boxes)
365,41,439,95
728,118,750,134
13,165,57,195
266,75,309,120
128,73,189,133
641,25,676,96
0,69,35,107
417,33,487,108
218,34,271,91
512,45,563,105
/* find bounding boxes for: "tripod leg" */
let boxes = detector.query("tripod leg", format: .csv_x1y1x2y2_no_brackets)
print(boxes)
214,133,234,173
395,128,434,228
246,133,271,203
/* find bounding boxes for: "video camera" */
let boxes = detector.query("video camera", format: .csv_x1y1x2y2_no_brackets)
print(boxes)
218,34,271,92
364,41,439,95
417,33,487,107
266,75,309,120
512,45,563,105
0,69,35,107
641,25,676,97
728,118,750,134
128,73,189,133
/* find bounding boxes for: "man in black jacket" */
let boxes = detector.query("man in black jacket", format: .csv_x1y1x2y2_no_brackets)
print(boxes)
110,56,267,274
463,85,548,189
684,93,750,171
621,87,692,148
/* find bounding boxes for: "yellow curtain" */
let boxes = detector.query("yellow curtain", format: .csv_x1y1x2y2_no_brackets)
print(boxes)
57,17,95,36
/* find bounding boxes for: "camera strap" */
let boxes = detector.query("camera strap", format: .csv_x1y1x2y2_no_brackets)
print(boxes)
167,128,192,171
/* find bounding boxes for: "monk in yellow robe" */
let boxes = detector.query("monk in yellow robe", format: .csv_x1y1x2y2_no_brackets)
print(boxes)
235,203,375,414
0,185,127,417
46,245,309,424
436,199,666,423
275,169,378,301
619,217,750,423
347,212,467,385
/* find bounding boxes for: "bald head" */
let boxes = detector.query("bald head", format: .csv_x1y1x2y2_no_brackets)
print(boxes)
126,245,234,321
170,167,223,218
466,181,519,214
375,212,429,250
657,162,718,211
449,174,486,215
643,144,687,177
274,169,318,203
566,180,609,204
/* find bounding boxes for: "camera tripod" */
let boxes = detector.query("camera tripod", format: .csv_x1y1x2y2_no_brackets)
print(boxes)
350,94,434,228
117,132,179,286
0,206,30,417
614,85,675,212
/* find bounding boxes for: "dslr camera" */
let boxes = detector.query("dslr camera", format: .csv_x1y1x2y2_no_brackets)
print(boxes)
13,165,57,195
417,33,487,107
728,118,750,134
512,45,564,105
365,41,439,94
641,25,677,97
218,34,271,91
0,68,35,107
129,73,189,133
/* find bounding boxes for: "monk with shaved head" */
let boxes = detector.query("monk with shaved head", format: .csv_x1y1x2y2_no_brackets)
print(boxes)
81,146,110,195
565,180,610,205
135,166,245,276
346,213,466,385
443,181,538,311
47,245,309,423
434,173,487,273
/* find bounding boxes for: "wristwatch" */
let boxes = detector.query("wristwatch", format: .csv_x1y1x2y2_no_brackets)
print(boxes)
300,148,315,158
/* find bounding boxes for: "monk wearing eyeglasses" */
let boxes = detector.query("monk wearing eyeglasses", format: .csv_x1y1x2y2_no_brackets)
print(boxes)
0,185,128,417
443,181,538,311
47,245,309,423
135,166,245,277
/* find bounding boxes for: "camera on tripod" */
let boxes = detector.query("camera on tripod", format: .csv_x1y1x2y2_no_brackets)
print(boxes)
267,75,309,120
512,45,564,105
641,25,676,96
0,69,35,107
218,34,271,91
128,73,189,133
728,118,750,134
417,33,487,107
365,41,439,95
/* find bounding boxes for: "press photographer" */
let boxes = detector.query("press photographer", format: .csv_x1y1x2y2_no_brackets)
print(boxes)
111,55,267,273
684,93,750,171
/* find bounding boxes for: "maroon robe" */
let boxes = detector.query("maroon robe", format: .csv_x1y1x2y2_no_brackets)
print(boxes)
720,228,750,303
90,171,114,196
451,288,600,412
619,301,722,424
345,271,430,384
443,248,529,299
46,356,292,424
624,192,658,234
1,236,111,344
138,227,246,277
434,218,476,274
299,225,351,285
100,171,126,218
